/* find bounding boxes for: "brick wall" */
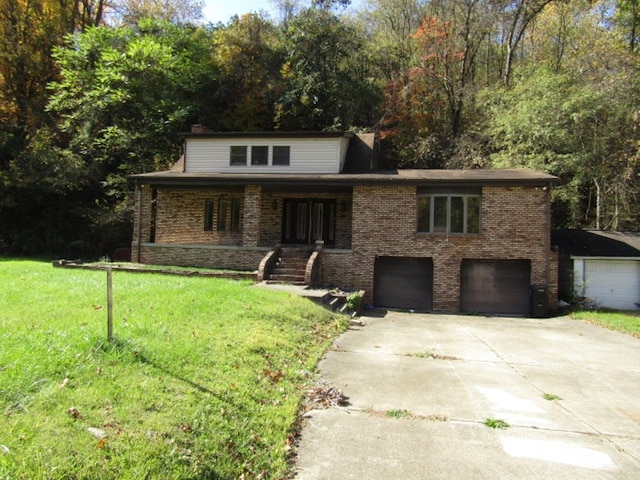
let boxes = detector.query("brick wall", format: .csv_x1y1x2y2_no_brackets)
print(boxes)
137,244,268,271
132,182,557,314
320,185,557,312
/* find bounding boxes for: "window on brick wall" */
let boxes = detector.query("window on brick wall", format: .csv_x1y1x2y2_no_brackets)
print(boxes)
216,197,241,232
204,199,215,231
217,199,228,231
230,198,241,232
417,188,481,234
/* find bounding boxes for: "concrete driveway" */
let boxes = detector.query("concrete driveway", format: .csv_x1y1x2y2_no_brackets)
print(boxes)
292,312,640,479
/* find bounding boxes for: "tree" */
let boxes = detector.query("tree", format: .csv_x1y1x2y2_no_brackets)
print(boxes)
482,66,640,229
276,8,380,130
210,14,283,131
42,20,216,254
494,0,555,85
106,0,204,26
0,0,106,130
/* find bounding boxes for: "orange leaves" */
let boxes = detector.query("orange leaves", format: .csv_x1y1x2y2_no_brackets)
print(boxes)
413,16,452,43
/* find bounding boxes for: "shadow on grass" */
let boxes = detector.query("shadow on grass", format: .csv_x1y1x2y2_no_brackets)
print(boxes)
95,338,223,399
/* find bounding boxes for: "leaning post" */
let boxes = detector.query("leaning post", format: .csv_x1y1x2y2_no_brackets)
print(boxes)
107,267,114,342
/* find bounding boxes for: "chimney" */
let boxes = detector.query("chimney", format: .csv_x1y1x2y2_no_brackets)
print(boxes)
191,124,208,134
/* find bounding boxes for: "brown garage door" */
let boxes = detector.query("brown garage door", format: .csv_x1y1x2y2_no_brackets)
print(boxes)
460,260,531,316
374,256,433,310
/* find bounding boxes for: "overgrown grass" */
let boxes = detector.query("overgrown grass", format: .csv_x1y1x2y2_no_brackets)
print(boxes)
571,310,640,338
0,259,346,479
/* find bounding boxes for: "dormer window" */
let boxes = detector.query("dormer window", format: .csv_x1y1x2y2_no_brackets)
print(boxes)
230,146,247,166
229,145,291,167
272,146,290,166
251,146,268,165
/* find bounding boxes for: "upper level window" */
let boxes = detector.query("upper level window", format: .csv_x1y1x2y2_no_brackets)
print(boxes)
251,146,268,165
230,146,247,166
417,188,481,234
272,146,290,166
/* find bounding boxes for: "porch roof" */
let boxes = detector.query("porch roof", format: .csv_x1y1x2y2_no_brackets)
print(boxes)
131,168,559,188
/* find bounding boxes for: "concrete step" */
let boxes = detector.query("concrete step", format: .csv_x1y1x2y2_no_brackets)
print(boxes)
269,274,306,283
273,267,306,275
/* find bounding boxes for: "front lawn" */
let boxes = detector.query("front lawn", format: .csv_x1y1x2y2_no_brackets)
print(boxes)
0,259,345,479
571,310,640,337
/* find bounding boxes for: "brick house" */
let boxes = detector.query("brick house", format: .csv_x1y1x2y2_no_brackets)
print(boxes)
131,131,559,316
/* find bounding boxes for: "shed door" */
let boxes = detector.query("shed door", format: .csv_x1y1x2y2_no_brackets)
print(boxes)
374,257,433,310
461,260,531,316
584,259,640,310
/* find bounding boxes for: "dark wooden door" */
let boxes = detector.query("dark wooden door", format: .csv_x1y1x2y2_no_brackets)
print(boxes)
282,199,335,245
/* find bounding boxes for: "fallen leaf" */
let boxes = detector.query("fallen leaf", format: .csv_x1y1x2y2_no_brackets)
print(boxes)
67,407,82,419
97,438,107,449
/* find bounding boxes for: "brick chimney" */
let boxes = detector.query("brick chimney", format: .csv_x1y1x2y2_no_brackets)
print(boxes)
191,124,209,134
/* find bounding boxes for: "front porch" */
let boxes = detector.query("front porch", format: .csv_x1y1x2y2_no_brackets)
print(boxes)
131,183,357,289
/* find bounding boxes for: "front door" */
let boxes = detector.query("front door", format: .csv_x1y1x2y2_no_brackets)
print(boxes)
282,199,336,245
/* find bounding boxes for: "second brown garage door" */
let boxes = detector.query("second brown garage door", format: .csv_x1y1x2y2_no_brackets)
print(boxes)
374,256,433,310
460,260,531,316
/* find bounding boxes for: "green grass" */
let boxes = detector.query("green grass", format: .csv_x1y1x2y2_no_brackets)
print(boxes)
571,310,640,338
385,409,412,419
543,393,562,401
0,259,346,479
483,418,509,429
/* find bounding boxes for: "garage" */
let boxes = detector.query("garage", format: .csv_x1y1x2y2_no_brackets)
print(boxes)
374,256,433,310
460,260,531,316
552,230,640,311
583,259,640,310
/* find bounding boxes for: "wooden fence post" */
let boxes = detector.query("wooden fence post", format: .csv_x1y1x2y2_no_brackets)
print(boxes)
107,267,113,342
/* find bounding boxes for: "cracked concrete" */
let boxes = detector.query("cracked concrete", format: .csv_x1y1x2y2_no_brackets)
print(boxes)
293,312,640,479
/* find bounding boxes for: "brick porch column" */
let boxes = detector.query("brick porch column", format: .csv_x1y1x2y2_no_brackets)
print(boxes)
132,184,153,262
243,185,261,247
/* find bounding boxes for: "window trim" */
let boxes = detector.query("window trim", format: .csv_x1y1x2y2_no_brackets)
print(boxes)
417,192,481,235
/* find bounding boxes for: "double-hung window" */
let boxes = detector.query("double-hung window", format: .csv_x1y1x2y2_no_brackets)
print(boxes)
417,188,481,234
251,146,268,165
272,146,290,166
230,146,247,166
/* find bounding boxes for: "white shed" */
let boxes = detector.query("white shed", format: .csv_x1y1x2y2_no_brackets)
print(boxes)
552,230,640,311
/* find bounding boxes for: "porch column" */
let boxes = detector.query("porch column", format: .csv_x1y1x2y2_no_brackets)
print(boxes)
132,184,153,262
243,185,261,247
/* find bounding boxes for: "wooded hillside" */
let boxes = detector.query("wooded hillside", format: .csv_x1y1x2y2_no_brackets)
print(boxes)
1,0,638,258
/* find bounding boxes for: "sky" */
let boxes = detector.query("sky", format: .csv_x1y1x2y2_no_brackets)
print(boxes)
202,0,280,24
201,0,364,24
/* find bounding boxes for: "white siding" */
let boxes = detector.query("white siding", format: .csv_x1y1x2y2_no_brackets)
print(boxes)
580,258,640,310
184,137,345,174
